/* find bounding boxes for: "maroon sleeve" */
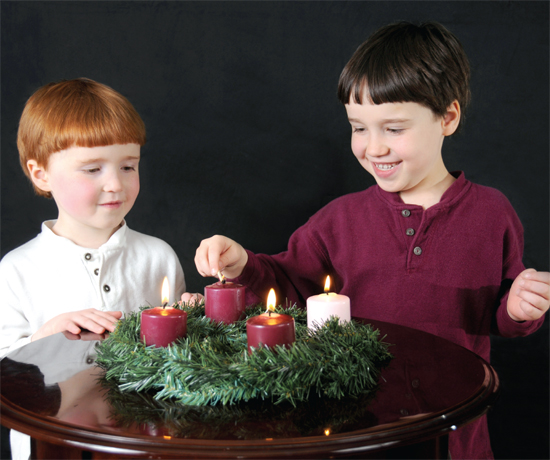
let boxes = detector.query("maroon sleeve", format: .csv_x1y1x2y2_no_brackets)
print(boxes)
233,219,333,308
492,195,546,337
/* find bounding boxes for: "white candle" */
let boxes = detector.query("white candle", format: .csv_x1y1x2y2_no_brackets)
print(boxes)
306,276,351,329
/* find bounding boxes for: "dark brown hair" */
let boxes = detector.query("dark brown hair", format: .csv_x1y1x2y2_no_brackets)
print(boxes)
17,78,146,197
338,22,470,128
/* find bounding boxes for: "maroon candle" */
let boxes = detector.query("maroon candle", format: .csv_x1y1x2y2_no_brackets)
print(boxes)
204,281,246,324
140,307,188,348
246,288,295,354
246,312,296,354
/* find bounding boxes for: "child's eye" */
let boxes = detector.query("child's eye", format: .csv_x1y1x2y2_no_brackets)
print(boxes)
387,128,404,134
84,167,100,174
122,165,137,172
352,127,365,133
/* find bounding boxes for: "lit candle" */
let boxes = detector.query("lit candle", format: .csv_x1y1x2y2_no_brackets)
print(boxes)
140,277,188,348
204,272,246,324
246,289,295,354
306,276,351,329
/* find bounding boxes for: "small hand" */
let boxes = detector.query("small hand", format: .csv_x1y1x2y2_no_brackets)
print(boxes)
507,269,550,322
180,292,204,306
32,309,123,342
194,235,248,279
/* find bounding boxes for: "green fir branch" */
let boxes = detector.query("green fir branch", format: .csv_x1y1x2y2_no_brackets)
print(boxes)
95,302,392,406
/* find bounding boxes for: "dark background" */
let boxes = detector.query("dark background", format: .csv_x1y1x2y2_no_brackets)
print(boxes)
1,2,548,458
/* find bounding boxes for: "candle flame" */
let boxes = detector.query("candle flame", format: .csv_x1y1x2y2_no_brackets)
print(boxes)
267,288,276,312
324,275,331,293
324,428,331,436
161,277,169,305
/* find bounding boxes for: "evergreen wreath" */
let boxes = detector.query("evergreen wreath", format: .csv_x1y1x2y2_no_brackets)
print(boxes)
95,303,392,407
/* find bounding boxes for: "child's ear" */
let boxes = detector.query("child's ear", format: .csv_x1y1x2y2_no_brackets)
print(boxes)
442,100,461,136
27,160,52,193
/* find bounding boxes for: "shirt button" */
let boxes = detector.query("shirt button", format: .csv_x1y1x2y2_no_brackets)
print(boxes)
103,285,111,292
401,209,411,217
406,228,415,236
94,268,99,276
411,379,420,388
84,253,92,260
400,409,409,416
86,356,94,364
413,247,422,256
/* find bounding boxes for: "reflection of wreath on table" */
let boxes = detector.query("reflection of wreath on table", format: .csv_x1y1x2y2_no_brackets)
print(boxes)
95,304,392,407
103,380,379,440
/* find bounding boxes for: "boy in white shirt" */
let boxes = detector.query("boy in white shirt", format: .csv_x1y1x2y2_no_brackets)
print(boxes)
1,78,186,460
0,78,186,357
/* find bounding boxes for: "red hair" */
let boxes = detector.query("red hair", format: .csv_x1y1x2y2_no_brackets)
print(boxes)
17,78,146,197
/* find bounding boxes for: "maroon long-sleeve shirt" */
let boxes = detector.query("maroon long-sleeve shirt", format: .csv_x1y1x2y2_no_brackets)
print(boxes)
234,171,545,458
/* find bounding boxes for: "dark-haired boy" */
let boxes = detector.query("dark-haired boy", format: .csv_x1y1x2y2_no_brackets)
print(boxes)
193,22,549,458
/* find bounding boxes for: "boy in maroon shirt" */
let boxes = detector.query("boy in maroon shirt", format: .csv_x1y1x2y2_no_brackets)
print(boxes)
189,22,549,458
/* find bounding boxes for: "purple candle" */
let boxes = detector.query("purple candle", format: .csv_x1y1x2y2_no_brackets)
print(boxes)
204,281,246,324
140,307,187,348
246,289,295,354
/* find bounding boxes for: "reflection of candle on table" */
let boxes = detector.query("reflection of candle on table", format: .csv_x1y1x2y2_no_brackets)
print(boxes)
205,272,246,324
140,277,188,348
307,276,351,329
246,289,295,354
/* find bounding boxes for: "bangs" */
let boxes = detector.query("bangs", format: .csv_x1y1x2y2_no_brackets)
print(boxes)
40,82,146,153
45,99,146,153
338,37,446,116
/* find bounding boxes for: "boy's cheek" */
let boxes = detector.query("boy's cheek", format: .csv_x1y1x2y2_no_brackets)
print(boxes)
55,178,97,210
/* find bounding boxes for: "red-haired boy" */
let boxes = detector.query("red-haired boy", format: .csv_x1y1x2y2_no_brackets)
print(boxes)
1,78,185,356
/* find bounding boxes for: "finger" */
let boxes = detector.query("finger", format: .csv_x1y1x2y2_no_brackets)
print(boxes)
517,299,545,321
180,292,198,303
519,278,550,301
206,239,224,276
64,322,83,335
195,238,217,277
516,290,547,316
78,311,119,333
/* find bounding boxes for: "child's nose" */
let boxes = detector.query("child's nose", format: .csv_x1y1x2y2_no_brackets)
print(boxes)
103,171,123,192
366,134,388,157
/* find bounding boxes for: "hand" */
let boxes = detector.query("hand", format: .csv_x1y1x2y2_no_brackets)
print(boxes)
507,269,550,322
180,292,204,306
194,235,248,279
32,309,123,342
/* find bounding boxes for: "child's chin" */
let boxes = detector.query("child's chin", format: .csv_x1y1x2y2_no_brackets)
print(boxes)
373,179,401,193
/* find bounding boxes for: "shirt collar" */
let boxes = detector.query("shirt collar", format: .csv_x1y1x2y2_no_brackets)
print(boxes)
375,171,471,211
41,220,128,252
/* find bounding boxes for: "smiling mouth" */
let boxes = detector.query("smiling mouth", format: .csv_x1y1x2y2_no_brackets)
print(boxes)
373,162,401,171
100,201,122,207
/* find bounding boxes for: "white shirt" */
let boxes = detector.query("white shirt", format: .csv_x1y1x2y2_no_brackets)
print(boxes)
0,220,186,357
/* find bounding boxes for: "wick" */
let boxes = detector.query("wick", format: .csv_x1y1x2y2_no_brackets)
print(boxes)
217,270,226,284
162,302,168,309
268,310,272,317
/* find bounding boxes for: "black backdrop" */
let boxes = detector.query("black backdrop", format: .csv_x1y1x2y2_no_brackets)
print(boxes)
1,2,548,458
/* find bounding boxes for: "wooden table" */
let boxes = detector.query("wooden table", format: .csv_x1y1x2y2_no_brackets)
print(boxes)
1,319,499,459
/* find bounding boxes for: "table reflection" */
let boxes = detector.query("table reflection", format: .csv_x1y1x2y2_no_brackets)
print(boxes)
1,318,497,459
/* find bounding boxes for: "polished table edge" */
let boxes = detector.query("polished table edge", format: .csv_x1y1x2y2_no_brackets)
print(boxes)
0,359,499,459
